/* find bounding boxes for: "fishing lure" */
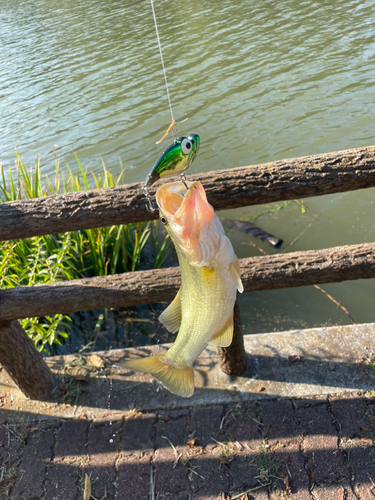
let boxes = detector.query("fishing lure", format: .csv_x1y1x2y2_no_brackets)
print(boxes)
144,133,200,211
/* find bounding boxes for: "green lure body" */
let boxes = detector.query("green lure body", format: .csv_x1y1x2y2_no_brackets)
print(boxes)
145,133,200,188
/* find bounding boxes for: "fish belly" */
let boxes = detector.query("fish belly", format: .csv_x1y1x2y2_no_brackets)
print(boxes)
164,261,236,367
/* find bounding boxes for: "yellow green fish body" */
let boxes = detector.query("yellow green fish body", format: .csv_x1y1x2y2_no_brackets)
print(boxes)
120,181,243,397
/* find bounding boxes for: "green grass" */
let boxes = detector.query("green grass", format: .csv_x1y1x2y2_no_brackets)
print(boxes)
0,150,170,353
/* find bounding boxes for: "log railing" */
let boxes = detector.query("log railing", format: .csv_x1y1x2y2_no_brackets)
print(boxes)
1,145,375,398
1,145,375,241
1,242,374,321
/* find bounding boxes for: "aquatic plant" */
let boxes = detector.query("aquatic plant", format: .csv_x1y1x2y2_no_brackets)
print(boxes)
0,150,170,353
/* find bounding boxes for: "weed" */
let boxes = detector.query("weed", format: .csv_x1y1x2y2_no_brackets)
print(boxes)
0,467,17,497
254,440,282,490
248,199,306,222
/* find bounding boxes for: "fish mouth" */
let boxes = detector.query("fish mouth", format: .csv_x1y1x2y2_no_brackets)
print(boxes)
156,180,215,241
156,180,218,266
156,181,200,221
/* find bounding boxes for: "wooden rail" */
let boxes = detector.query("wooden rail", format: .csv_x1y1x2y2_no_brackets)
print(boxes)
1,145,375,241
1,145,375,399
1,242,374,321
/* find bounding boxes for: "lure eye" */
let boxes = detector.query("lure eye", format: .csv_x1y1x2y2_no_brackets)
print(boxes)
181,139,192,155
160,215,168,225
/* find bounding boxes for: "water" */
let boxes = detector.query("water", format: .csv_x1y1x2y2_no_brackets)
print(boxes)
1,0,375,352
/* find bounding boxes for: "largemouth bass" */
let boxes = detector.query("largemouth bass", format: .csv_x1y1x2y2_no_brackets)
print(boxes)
120,181,243,397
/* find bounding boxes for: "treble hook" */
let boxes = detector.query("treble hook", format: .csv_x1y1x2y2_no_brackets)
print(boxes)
180,172,189,191
143,185,157,213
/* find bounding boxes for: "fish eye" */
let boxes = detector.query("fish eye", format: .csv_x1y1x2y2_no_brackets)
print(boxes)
160,215,168,225
181,139,192,155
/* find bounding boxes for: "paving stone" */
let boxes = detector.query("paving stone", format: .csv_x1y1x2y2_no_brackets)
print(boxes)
12,425,55,500
43,419,90,500
224,403,262,452
261,399,298,446
313,482,356,500
228,454,258,489
344,482,360,500
122,413,155,457
55,419,90,460
349,446,375,500
213,403,263,490
297,405,348,485
275,442,309,497
330,399,368,438
190,405,224,447
116,414,155,500
188,455,230,499
115,454,151,500
261,401,308,495
86,419,122,500
154,416,191,497
354,482,375,500
3,390,375,500
0,422,25,467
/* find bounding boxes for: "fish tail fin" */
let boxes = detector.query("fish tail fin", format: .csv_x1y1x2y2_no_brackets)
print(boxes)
120,355,194,398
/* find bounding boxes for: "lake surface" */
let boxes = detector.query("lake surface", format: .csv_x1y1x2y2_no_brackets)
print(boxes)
1,0,375,352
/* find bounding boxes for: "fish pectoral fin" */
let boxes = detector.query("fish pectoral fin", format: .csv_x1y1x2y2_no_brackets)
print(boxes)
158,289,182,333
209,316,234,347
230,258,244,293
119,355,194,398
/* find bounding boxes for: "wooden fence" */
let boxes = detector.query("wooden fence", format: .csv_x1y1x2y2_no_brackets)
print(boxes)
1,145,375,399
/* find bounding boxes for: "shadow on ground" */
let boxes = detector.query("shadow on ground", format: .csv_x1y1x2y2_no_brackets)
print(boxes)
0,396,374,500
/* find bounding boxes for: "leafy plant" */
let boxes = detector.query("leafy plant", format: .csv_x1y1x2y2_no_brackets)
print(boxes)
0,150,170,353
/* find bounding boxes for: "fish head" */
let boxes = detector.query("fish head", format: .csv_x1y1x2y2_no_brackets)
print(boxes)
156,180,221,267
145,134,200,187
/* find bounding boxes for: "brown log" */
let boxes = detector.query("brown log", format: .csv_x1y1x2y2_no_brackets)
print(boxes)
0,242,374,321
217,300,247,376
0,321,55,399
1,145,375,241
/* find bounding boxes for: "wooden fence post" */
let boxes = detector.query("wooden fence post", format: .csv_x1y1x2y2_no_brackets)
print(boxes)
217,299,247,376
0,321,55,399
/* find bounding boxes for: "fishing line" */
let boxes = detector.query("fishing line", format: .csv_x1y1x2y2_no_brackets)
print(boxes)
150,0,188,141
144,0,198,213
150,0,175,135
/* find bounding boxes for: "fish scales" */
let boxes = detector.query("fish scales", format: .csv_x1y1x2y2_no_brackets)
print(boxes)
166,248,235,366
119,181,243,397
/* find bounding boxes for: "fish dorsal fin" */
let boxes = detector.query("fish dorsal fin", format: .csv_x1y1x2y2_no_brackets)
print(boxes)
209,315,234,347
230,258,244,293
159,289,182,333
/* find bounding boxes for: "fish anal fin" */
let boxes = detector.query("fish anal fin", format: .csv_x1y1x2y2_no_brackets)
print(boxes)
210,316,234,347
159,289,182,333
119,355,194,398
230,258,244,293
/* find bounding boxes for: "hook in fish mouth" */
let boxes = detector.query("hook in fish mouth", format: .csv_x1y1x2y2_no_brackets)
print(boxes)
155,180,203,221
143,185,157,213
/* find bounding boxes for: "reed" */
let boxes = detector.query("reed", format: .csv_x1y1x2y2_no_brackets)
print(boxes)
0,150,170,353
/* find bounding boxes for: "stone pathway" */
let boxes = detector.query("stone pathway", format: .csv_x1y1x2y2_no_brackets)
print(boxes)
1,393,375,500
1,324,375,499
